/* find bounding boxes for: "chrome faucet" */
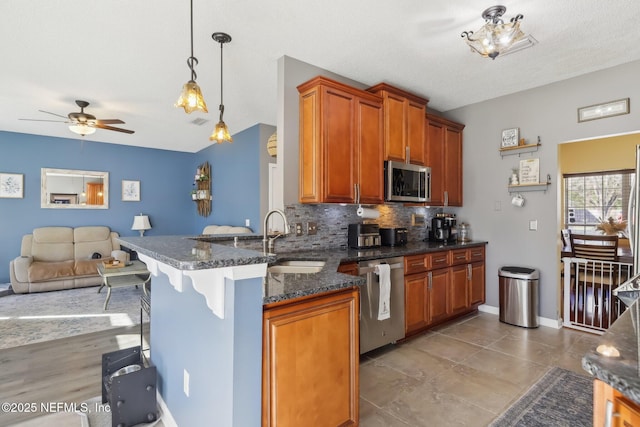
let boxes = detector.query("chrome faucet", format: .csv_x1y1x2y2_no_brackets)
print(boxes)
263,209,289,253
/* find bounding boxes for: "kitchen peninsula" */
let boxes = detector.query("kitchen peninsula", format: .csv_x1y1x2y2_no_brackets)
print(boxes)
119,235,487,427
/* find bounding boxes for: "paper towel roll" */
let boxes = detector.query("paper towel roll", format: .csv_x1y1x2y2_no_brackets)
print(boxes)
356,207,380,219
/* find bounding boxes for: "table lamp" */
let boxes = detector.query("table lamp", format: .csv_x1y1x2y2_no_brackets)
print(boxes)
132,213,151,237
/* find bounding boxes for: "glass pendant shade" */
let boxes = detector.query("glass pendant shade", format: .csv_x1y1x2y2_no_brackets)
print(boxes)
175,80,208,113
209,119,233,144
465,21,524,59
68,123,96,136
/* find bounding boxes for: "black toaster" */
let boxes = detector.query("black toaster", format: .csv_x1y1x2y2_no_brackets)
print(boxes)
380,227,408,246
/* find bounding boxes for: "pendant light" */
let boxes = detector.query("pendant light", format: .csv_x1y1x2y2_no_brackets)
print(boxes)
175,0,208,113
209,32,233,144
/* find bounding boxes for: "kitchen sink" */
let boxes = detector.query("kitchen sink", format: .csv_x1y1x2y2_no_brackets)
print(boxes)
267,260,326,274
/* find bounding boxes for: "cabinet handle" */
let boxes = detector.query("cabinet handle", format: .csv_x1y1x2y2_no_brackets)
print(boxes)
444,191,449,206
455,254,466,260
434,258,446,264
410,262,423,267
467,264,472,281
354,184,360,204
428,271,432,290
405,146,410,164
604,400,621,427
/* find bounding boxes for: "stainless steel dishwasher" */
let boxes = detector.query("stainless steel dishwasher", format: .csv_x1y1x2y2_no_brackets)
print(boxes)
358,256,405,354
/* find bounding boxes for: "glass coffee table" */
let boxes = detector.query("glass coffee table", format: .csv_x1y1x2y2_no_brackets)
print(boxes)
97,260,151,310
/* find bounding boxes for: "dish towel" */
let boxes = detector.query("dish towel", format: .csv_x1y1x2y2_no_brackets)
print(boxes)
375,263,391,320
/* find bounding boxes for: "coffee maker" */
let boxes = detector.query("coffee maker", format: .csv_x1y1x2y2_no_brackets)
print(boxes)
429,214,457,243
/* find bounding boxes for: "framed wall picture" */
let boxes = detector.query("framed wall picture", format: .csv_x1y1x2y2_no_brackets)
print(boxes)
501,128,520,148
122,180,140,201
0,173,24,198
578,98,630,122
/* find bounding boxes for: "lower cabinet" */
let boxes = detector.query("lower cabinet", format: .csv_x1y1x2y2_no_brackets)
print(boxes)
594,379,640,427
262,288,359,427
404,245,486,337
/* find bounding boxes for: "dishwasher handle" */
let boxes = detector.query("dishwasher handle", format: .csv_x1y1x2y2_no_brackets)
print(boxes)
359,262,403,274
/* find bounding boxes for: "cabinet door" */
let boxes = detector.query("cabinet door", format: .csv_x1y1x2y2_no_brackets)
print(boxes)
337,262,358,276
405,273,428,335
425,118,445,206
322,87,356,203
299,87,322,202
383,93,407,162
444,126,463,206
407,100,426,165
449,264,469,315
428,268,450,324
469,262,486,306
263,289,359,427
355,97,384,204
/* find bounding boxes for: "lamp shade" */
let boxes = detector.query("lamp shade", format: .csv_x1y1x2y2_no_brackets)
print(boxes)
69,123,96,136
132,214,151,236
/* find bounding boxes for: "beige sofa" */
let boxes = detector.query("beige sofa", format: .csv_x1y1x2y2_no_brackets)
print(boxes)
9,226,121,294
202,225,252,234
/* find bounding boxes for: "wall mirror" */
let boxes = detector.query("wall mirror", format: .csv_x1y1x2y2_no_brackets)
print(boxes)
41,168,109,209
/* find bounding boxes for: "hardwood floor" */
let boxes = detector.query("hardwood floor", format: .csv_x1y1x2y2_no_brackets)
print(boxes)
0,325,145,426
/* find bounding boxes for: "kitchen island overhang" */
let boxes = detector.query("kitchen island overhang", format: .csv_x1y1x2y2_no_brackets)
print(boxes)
118,235,275,427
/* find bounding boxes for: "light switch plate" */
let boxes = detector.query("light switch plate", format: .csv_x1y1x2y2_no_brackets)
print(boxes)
529,220,538,231
307,222,317,235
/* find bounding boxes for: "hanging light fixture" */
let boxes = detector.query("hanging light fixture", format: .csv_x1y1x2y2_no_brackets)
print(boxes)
461,5,529,60
175,0,208,114
209,32,233,144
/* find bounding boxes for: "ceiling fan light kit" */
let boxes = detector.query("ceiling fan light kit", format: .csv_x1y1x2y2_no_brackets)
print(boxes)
175,0,208,114
21,99,134,136
209,32,233,144
461,5,531,60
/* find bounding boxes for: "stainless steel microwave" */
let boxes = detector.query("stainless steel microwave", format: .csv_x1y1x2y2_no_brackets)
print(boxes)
384,161,430,203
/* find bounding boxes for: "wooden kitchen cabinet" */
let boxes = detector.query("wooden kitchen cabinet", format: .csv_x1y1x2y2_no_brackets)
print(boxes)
337,261,358,276
298,76,384,204
367,83,428,164
404,245,486,337
594,379,640,427
425,114,465,206
262,287,359,427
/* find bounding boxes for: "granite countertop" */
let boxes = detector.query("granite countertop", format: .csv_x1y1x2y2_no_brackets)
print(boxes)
118,235,487,306
583,273,640,405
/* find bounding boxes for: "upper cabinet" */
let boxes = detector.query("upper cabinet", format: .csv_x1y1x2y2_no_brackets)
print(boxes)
367,83,428,165
425,114,465,207
298,76,384,204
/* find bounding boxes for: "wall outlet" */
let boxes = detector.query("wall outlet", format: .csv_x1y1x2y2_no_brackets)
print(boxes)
307,222,317,235
183,369,190,397
245,219,250,227
295,223,303,236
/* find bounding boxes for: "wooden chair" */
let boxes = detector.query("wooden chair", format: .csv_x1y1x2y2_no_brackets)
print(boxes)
568,233,620,329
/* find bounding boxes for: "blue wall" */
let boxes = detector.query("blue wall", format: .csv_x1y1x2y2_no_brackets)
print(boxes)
0,126,267,283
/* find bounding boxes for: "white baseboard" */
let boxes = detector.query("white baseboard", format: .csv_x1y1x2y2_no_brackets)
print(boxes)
478,304,561,329
157,392,178,427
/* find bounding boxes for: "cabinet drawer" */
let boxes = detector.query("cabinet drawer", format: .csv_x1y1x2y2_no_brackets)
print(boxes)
429,252,449,269
405,254,428,275
468,246,485,262
450,249,468,266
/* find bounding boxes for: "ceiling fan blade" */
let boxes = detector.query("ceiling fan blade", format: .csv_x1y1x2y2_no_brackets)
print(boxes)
94,123,135,134
19,118,68,123
96,119,125,125
38,110,68,119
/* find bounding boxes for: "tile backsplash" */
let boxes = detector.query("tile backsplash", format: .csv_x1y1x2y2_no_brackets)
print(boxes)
238,203,442,252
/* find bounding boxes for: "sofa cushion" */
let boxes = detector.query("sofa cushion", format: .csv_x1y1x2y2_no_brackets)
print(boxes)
74,257,113,276
74,226,114,259
31,227,74,262
28,260,75,282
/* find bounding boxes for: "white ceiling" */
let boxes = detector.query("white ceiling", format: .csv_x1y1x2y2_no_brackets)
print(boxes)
2,0,640,153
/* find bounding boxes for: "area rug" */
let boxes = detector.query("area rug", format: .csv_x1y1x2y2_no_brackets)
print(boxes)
0,285,144,349
490,367,593,427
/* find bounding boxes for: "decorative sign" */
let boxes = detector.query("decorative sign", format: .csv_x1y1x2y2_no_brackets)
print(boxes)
578,98,630,122
501,128,520,148
519,158,540,184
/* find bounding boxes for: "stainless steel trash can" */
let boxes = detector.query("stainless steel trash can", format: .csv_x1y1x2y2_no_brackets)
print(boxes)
499,266,539,328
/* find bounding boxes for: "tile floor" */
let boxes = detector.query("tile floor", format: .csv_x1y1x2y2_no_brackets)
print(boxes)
358,311,599,426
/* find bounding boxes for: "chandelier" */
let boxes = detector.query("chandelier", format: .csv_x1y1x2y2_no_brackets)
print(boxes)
461,5,527,60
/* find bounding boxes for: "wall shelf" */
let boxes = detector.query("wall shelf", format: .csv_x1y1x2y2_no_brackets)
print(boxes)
191,161,211,217
508,182,551,193
500,143,541,157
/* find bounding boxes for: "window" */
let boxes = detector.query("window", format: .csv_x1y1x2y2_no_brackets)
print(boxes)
564,170,634,235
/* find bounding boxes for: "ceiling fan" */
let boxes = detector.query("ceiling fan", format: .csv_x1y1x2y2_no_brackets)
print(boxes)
20,100,134,136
